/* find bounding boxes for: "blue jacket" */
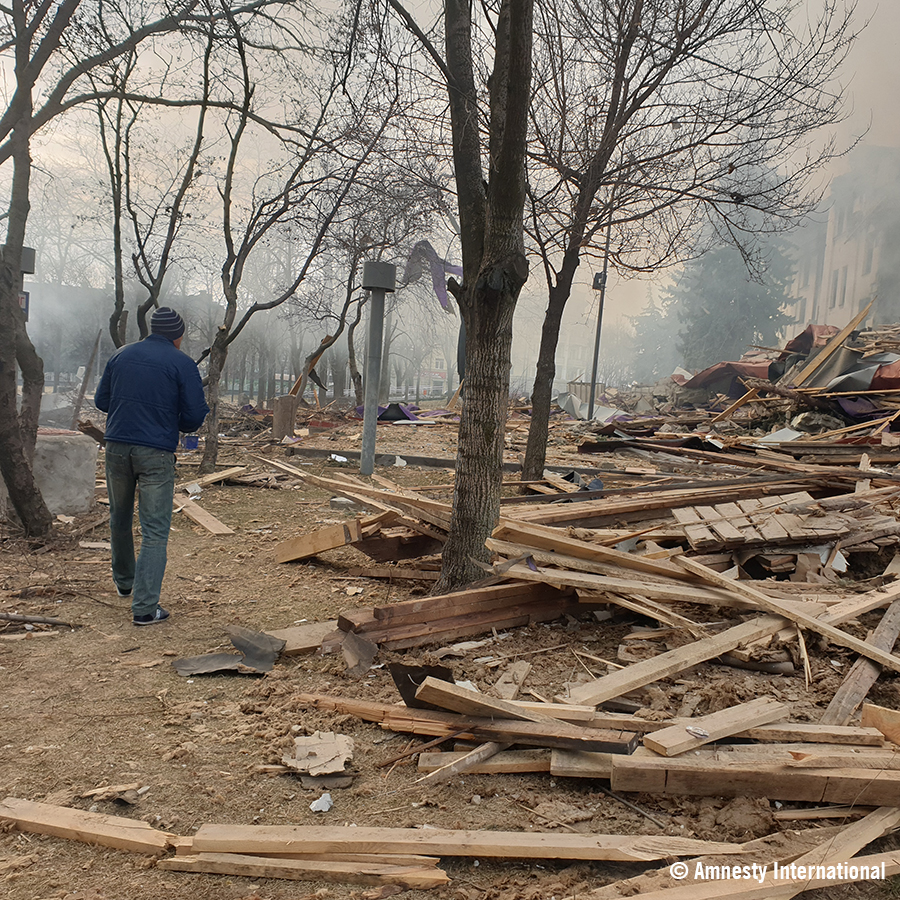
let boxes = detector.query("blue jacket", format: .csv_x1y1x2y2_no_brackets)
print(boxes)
95,335,210,453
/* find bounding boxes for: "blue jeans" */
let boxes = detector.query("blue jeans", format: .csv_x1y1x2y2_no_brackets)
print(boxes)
105,442,176,617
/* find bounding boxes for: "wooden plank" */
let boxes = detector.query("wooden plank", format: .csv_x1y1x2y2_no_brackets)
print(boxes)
563,615,787,707
274,520,362,564
491,660,532,700
745,722,884,746
861,702,900,745
552,743,891,779
709,387,759,424
415,676,563,725
175,495,234,535
820,600,900,725
227,851,441,866
514,481,813,528
294,692,637,752
672,507,702,525
589,824,849,900
498,561,773,610
371,581,566,626
492,518,698,583
353,594,583,650
550,747,658,780
607,847,900,900
175,465,247,492
610,755,900,806
417,750,550,774
265,621,340,656
643,698,788,756
191,824,745,862
675,556,900,675
158,852,449,888
0,796,174,853
756,516,791,542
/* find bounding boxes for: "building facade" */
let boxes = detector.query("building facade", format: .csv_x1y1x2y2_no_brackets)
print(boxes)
786,145,900,330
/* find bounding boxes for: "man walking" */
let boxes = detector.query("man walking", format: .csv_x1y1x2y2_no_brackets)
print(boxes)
95,307,209,625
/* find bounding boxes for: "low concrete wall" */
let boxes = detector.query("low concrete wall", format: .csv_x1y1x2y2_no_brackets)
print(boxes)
0,431,98,519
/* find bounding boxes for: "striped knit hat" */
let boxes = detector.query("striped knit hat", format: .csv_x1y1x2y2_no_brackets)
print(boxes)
150,307,185,342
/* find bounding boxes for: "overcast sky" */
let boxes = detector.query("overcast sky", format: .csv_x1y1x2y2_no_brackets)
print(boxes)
835,0,900,152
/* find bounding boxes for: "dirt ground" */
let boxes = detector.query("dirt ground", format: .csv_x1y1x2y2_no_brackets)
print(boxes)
2,416,899,900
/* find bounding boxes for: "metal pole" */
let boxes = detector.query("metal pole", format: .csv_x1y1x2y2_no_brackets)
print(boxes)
360,287,385,476
359,260,396,476
587,224,613,420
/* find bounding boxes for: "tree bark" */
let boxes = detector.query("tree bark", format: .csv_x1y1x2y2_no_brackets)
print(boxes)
521,254,580,481
434,0,533,592
198,328,228,475
0,59,52,536
435,268,523,591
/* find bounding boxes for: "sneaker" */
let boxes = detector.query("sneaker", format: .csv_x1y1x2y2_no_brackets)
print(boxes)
133,606,170,626
116,585,132,598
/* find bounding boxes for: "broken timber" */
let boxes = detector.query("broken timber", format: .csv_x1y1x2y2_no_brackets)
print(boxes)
189,823,744,862
0,797,175,853
563,615,788,707
159,852,449,888
675,556,900,675
295,693,638,754
643,698,788,756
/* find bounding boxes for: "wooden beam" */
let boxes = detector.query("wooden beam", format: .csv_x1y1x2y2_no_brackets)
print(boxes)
492,519,697,583
709,387,759,424
643,698,788,757
674,557,900,675
417,750,550,774
861,702,900,745
175,496,234,535
175,465,247,492
563,615,787,707
159,852,449,888
274,520,363,564
0,797,175,853
415,677,563,725
190,823,745,862
820,600,900,725
294,692,637,753
610,755,900,806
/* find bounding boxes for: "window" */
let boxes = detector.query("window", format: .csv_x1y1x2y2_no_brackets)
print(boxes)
829,271,839,308
839,266,848,307
863,234,875,275
435,358,444,370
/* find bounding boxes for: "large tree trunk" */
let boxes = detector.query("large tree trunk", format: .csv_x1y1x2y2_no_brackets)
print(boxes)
0,97,52,536
435,269,522,591
435,0,533,592
0,264,52,536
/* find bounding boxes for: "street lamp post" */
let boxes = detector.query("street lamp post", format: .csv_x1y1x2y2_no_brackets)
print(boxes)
587,225,612,421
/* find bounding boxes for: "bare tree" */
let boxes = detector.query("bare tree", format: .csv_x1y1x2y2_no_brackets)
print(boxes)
195,5,398,473
385,0,534,590
0,0,285,535
519,0,856,480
